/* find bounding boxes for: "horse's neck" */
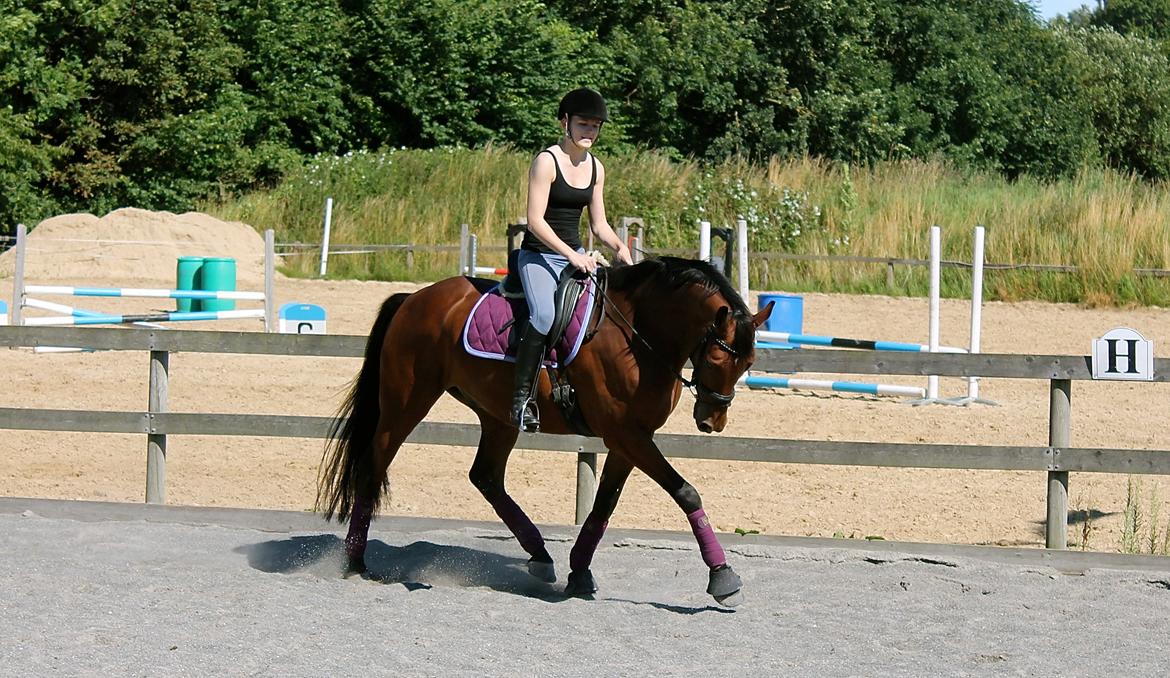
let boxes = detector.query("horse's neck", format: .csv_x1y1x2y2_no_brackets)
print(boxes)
631,286,718,362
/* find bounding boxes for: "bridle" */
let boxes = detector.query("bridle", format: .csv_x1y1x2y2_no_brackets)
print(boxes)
589,270,741,408
687,323,740,408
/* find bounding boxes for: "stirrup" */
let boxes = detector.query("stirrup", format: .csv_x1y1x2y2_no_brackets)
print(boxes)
515,399,540,432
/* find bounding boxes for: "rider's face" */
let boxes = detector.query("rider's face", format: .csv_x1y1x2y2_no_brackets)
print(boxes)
563,115,603,148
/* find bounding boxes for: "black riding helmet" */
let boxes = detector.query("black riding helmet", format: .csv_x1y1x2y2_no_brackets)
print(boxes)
557,88,608,123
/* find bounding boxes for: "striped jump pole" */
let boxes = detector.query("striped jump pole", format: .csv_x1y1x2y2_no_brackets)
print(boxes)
738,374,926,399
24,285,266,302
472,266,509,276
756,331,968,354
23,309,266,326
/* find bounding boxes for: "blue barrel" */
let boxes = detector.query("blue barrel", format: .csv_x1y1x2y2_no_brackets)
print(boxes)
758,293,803,349
199,257,237,312
175,256,205,312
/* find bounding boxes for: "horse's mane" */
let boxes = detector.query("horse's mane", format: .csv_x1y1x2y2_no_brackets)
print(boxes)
607,256,755,353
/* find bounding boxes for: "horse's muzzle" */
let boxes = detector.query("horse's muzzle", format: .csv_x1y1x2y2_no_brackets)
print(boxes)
694,403,728,433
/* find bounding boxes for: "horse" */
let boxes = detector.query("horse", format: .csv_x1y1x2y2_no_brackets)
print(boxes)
317,256,773,606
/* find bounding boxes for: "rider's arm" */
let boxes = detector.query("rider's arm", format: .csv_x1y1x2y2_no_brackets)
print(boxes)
526,153,587,261
586,161,633,265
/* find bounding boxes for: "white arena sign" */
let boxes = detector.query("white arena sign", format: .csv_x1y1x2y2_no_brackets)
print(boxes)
1091,327,1154,381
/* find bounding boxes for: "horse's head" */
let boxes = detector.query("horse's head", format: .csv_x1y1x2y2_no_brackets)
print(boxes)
691,301,773,433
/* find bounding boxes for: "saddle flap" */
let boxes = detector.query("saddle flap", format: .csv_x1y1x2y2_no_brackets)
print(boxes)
549,266,589,348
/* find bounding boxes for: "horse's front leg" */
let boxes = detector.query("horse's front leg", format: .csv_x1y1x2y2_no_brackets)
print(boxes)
469,416,556,581
564,453,634,596
607,432,744,607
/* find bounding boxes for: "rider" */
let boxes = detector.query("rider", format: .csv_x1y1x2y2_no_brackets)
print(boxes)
510,87,634,432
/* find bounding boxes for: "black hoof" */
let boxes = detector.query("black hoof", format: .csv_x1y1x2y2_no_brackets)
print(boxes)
527,557,556,583
564,569,598,597
707,564,743,607
344,556,367,578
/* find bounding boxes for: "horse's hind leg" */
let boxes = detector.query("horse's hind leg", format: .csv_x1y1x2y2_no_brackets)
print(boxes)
344,386,444,575
467,416,557,582
565,453,633,596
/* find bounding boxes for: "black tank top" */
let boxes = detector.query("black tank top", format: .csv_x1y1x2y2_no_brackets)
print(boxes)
521,149,596,254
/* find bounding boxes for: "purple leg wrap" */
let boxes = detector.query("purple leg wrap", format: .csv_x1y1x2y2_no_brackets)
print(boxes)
569,515,609,572
687,508,727,569
344,499,373,559
490,495,546,557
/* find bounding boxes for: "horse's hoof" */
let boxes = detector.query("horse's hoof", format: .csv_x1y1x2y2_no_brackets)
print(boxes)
527,557,557,583
564,569,598,597
707,564,743,607
713,589,744,608
343,556,367,578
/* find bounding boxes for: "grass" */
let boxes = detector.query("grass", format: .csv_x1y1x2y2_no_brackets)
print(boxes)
203,147,1170,306
1121,477,1170,556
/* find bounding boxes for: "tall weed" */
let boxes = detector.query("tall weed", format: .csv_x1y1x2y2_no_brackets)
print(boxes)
204,148,1170,304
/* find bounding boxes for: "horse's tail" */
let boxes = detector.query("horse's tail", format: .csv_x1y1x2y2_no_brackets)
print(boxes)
316,292,412,523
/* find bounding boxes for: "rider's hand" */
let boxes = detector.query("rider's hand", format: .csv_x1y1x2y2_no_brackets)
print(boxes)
570,251,597,274
615,242,634,266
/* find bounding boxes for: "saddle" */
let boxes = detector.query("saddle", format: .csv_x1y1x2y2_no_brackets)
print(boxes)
461,255,605,436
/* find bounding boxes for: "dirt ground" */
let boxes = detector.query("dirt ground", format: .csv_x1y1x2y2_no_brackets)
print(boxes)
3,209,1170,553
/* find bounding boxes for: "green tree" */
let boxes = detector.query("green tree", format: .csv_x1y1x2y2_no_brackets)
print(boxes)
604,1,794,159
345,0,605,151
1065,26,1170,178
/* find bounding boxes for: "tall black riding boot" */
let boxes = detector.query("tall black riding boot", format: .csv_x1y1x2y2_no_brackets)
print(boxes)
509,325,548,432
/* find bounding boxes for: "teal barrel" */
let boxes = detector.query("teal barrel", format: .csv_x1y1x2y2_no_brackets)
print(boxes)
199,257,237,311
175,256,205,312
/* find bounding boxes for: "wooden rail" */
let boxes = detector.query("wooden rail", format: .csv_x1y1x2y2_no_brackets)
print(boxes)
2,326,1168,548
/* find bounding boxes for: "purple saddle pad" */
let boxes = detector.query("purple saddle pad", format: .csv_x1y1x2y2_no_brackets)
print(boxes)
462,282,595,368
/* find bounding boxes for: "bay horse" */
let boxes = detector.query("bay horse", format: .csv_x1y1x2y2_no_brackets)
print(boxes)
317,256,773,606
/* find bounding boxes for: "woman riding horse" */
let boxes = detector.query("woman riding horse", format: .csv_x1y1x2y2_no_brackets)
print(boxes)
511,87,633,432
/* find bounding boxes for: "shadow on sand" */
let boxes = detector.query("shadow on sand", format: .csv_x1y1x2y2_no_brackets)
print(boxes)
236,535,560,600
234,534,729,613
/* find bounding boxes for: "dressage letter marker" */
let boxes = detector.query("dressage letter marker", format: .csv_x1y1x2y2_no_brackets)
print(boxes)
1092,327,1154,381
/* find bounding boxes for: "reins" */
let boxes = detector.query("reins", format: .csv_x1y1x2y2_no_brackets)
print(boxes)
587,268,740,406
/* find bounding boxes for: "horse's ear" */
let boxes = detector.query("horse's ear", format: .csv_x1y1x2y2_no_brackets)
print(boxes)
752,301,774,329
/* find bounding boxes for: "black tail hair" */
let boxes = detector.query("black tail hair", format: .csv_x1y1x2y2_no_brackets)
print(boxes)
316,292,412,522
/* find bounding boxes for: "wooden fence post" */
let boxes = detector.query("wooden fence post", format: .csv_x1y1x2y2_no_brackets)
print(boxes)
1046,378,1071,548
146,349,169,504
576,447,597,524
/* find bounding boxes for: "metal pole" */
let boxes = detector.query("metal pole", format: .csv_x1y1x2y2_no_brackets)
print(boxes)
468,234,478,276
12,224,27,326
459,223,469,275
264,229,275,332
1046,378,1071,549
927,225,941,399
968,225,985,399
575,447,597,525
146,349,169,504
318,197,333,277
736,218,749,298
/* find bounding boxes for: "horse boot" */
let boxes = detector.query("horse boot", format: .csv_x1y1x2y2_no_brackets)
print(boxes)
509,324,548,432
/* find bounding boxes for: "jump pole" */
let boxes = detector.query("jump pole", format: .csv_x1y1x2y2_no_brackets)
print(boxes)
756,331,966,354
739,374,925,398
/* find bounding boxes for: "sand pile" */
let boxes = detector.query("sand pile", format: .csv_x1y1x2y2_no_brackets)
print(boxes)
0,208,275,285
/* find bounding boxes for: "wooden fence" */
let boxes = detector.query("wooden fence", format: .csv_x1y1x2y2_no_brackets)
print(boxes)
1,325,1168,550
